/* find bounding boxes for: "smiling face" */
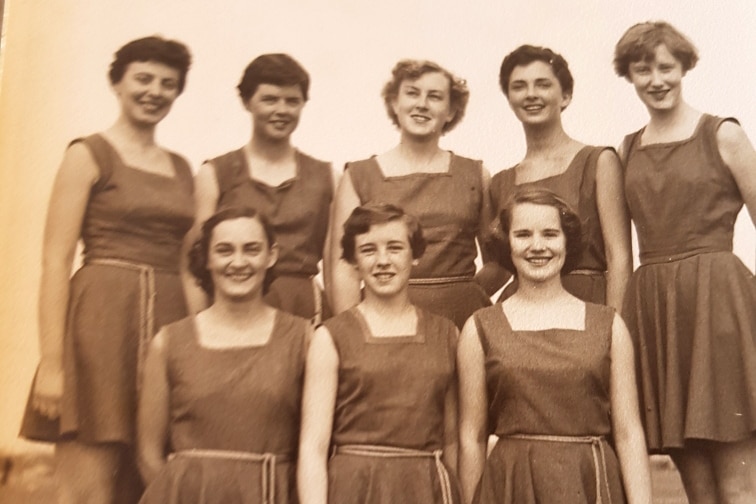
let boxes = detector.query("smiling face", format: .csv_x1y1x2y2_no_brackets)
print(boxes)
509,202,566,284
391,71,455,139
353,220,414,300
245,83,305,142
507,60,571,126
113,60,181,126
627,44,685,114
207,217,278,301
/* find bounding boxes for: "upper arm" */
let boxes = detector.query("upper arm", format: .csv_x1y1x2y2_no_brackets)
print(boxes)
477,165,496,261
300,326,339,453
717,120,756,224
43,142,99,267
457,316,488,443
595,149,632,254
138,330,171,458
609,314,642,436
193,162,220,227
330,167,361,249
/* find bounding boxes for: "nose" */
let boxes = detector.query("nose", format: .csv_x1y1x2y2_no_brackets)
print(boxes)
530,234,546,251
376,247,391,265
229,250,248,267
650,69,664,87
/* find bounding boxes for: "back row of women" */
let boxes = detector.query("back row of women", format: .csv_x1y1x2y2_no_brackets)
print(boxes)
20,19,756,504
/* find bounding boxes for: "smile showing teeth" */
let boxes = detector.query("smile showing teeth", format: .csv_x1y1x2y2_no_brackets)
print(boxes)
524,105,544,112
410,115,430,122
226,272,254,282
526,257,551,266
373,273,395,281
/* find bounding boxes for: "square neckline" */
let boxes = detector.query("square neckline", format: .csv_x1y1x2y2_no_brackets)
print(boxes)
499,301,588,333
190,310,280,351
371,151,455,181
512,145,592,186
635,113,706,149
240,145,303,190
351,306,426,344
96,133,180,180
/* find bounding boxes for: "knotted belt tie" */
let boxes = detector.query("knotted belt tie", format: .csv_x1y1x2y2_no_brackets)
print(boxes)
504,434,612,504
334,444,454,504
87,258,156,395
170,449,291,504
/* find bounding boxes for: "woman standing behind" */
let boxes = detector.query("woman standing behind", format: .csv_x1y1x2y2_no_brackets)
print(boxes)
490,45,631,311
457,189,651,504
188,54,333,323
327,60,501,329
139,207,309,504
615,21,756,503
299,203,460,504
20,37,194,504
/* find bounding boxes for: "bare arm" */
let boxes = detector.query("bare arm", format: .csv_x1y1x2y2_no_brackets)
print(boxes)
33,143,98,418
321,165,340,309
609,314,652,504
181,162,218,314
297,326,339,504
137,330,171,485
474,165,511,295
718,121,756,230
595,149,633,311
325,169,362,314
457,317,488,504
443,329,461,475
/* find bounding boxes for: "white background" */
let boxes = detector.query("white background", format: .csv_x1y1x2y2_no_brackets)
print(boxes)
1,0,754,451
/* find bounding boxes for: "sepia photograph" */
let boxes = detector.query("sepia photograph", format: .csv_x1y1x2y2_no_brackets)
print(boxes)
1,0,754,502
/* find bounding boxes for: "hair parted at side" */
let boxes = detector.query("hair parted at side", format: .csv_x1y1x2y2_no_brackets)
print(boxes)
497,188,583,275
382,59,469,133
499,44,574,98
108,36,192,93
188,206,276,297
613,21,698,78
237,53,310,103
341,203,426,264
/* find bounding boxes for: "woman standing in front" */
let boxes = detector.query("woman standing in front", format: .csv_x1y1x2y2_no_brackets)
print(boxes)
187,54,333,324
19,37,194,504
327,60,501,329
490,45,631,311
299,203,460,503
138,207,309,504
615,21,756,503
457,188,651,504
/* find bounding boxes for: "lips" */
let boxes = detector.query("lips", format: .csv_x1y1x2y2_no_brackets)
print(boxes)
648,89,670,100
373,272,396,282
410,114,431,123
526,256,552,266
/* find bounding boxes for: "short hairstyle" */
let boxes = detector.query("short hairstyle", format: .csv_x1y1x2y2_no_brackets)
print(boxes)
237,53,310,103
108,36,192,94
613,21,699,78
382,59,469,133
499,45,574,98
497,188,583,275
188,206,276,297
341,203,426,264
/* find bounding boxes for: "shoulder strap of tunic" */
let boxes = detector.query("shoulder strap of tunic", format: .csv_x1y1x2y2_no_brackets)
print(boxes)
208,149,246,197
70,134,115,194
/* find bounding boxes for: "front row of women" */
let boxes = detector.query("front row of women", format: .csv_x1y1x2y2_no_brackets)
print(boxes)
134,196,650,504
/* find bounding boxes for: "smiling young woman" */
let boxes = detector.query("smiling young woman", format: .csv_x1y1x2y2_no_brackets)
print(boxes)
327,59,504,329
18,36,194,504
184,53,334,324
615,21,756,503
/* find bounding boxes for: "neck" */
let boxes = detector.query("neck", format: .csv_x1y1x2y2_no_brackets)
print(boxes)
522,120,571,157
361,289,413,316
513,274,568,304
206,294,270,328
647,101,694,130
108,117,157,148
396,132,442,160
249,134,294,161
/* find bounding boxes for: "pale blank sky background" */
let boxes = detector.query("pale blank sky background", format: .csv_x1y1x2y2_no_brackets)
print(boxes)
0,0,754,452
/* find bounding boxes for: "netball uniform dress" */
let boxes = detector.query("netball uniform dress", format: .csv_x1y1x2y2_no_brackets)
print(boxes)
21,134,194,445
211,148,332,323
347,154,491,328
472,303,626,504
139,311,308,504
622,114,756,451
324,307,460,504
490,146,611,304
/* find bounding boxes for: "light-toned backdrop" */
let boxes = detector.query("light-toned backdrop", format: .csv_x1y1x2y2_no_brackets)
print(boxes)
1,0,754,452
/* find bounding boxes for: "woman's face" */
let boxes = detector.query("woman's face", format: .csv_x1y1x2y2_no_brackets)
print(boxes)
113,60,181,126
353,220,414,299
508,202,566,284
391,71,455,139
207,217,278,301
627,44,685,113
506,60,570,126
245,83,305,142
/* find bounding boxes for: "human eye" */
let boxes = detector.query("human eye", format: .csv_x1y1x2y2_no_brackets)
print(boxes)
388,242,407,253
134,73,153,84
357,244,376,255
214,243,233,255
285,97,302,106
536,79,552,88
544,229,561,238
512,230,530,238
631,64,650,75
162,78,179,91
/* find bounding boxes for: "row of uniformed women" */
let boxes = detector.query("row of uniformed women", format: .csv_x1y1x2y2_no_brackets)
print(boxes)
20,18,756,504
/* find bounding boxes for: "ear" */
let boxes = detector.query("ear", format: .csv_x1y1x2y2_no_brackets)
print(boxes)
560,91,572,111
266,243,280,269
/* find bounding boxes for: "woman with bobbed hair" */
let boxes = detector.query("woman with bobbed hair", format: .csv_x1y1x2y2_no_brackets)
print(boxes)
615,20,756,503
299,203,461,504
458,188,651,504
186,53,333,324
327,59,502,329
19,36,194,504
138,206,309,504
489,44,632,311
